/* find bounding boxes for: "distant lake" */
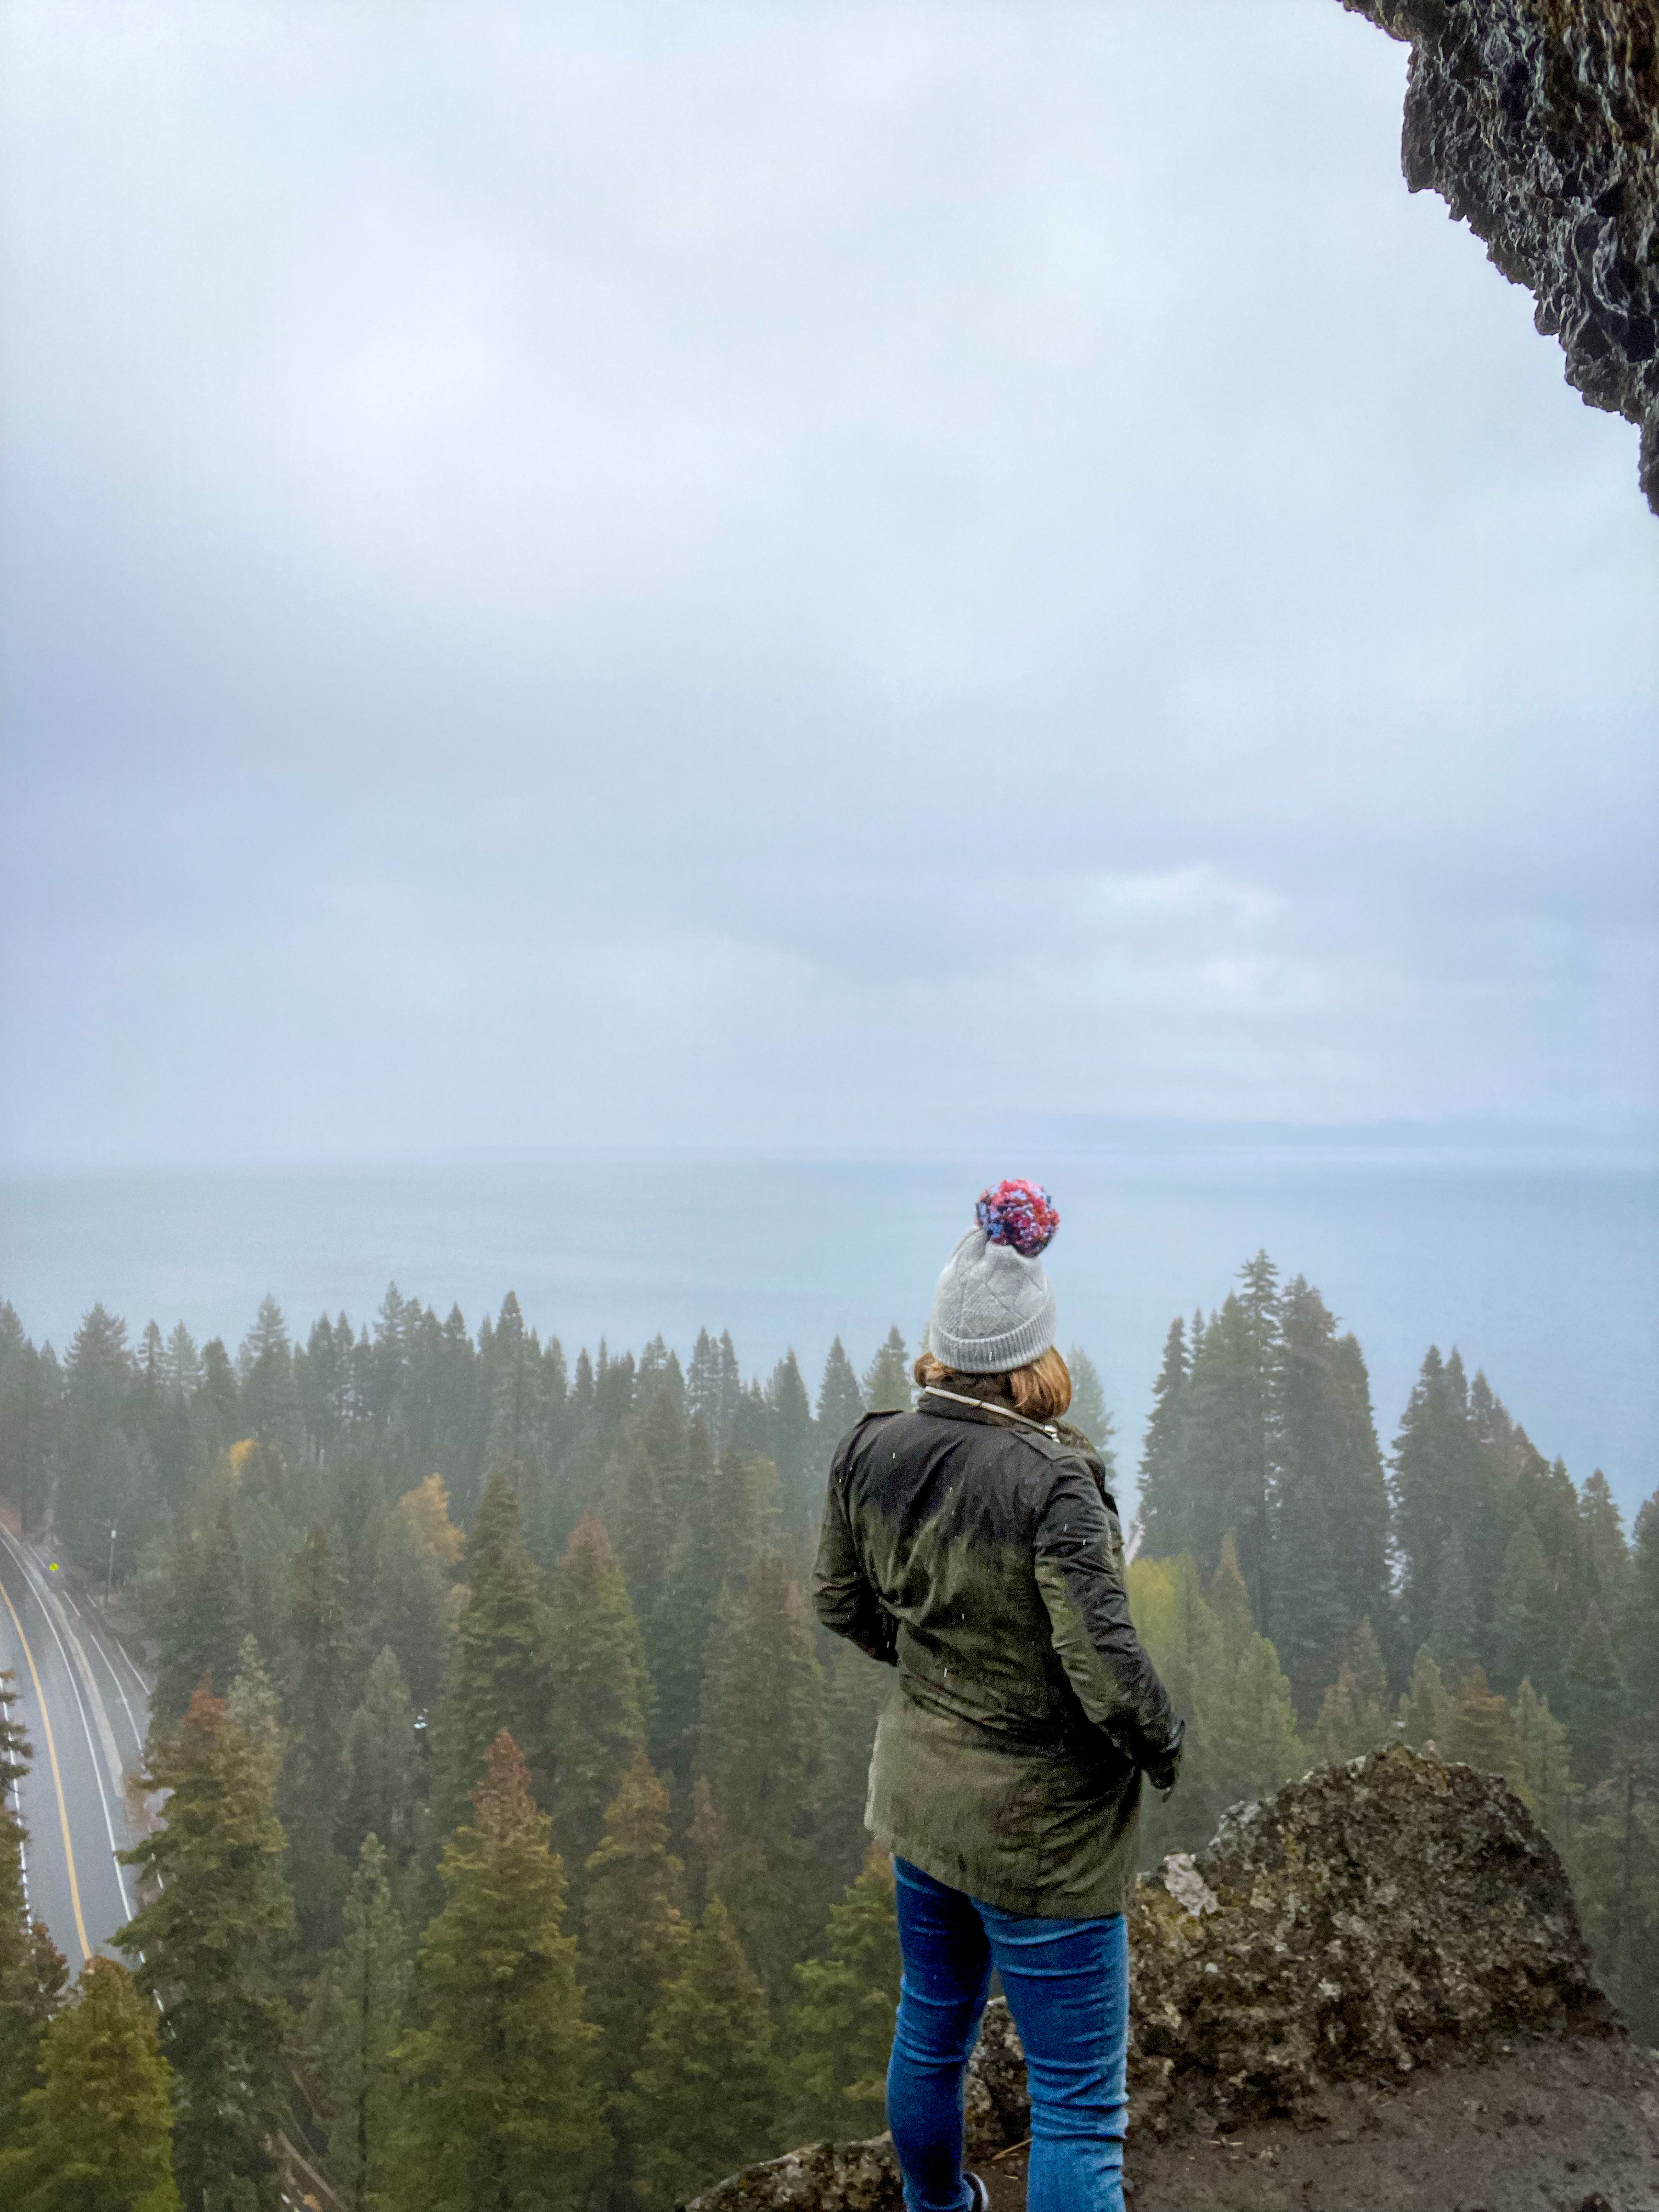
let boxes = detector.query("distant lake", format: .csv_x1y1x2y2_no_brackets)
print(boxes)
2,1143,1655,1525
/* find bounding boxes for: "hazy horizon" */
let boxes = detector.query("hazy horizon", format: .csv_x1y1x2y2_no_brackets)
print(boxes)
6,1144,1654,1525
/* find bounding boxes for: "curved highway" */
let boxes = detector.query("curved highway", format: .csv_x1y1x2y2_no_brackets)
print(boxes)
0,1526,149,1967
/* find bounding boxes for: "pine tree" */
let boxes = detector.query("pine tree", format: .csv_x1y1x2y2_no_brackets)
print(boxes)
1579,1471,1630,1610
1203,1534,1303,1812
239,1294,298,1444
1125,1551,1226,1857
1397,1647,1453,1752
1511,1680,1579,1842
308,1836,413,2212
153,1496,251,1724
392,1733,609,2212
341,1647,420,1871
646,1416,718,1787
0,1955,180,2212
0,1322,57,1541
729,1378,774,1463
401,1472,466,1567
767,1351,818,1530
1188,1258,1283,1633
225,1633,285,1797
707,1445,781,1587
1492,1517,1562,1701
1623,1493,1659,1750
1390,1346,1497,1664
280,1520,354,1964
1440,1664,1524,1786
545,1516,648,1887
296,1312,346,1449
815,1339,865,1463
622,1898,777,2206
1271,1280,1389,1712
231,1457,303,1669
1136,1316,1189,1556
579,1760,693,2200
193,1336,242,1456
484,1296,546,1496
1427,1528,1479,1673
612,1435,667,1606
634,1336,682,1420
56,1306,137,1571
861,1328,911,1414
637,1389,690,1557
812,1642,892,1904
716,1331,742,1447
685,1330,724,1447
359,1283,413,1425
1065,1347,1116,1474
593,1342,638,1462
682,1778,726,1916
1312,1617,1394,1764
431,1471,551,1836
362,1479,459,1718
1565,1603,1625,1786
579,1753,688,2102
698,1551,823,1993
0,1674,68,2155
1127,1545,1300,1858
784,1847,900,2145
119,1688,294,2212
1571,1757,1659,2041
164,1321,202,1398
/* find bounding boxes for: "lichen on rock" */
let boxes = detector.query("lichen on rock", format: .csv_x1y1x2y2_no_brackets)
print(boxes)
1341,0,1659,511
1126,1742,1612,2127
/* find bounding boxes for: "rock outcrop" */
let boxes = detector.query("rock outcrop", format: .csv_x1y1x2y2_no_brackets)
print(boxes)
1127,1741,1611,2129
685,1746,1618,2212
1341,0,1659,511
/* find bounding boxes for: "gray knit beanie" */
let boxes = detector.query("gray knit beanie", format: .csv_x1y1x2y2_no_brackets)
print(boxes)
926,1179,1060,1375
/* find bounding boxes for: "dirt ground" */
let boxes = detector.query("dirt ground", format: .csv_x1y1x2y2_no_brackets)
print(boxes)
979,2036,1659,2212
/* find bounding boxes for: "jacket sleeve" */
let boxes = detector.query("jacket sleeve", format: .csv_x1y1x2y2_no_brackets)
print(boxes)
1033,1462,1184,1781
811,1443,898,1667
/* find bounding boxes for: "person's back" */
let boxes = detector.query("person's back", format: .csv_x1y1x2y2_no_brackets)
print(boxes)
814,1180,1183,2212
822,1390,1171,1918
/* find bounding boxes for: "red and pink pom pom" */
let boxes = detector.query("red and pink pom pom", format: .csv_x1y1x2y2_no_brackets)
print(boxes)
975,1178,1059,1257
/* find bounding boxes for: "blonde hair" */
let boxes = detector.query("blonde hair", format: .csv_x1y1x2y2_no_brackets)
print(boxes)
912,1345,1073,1425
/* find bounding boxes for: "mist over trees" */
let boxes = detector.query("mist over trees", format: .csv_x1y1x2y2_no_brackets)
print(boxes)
0,1262,1654,2206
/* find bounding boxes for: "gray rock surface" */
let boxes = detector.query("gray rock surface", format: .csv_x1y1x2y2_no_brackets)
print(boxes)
683,1747,1622,2212
1341,0,1659,510
1127,1743,1612,2129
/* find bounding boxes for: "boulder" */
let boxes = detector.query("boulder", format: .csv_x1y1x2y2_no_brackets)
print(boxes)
683,1746,1616,2211
1340,0,1659,511
1126,1742,1612,2128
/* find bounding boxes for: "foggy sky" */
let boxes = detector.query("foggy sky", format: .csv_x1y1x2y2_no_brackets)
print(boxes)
3,1,1657,1171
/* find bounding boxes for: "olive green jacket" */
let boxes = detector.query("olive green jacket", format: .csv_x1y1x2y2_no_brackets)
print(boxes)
813,1390,1183,1918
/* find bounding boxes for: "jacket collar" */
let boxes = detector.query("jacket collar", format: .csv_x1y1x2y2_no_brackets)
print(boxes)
915,1384,1062,1443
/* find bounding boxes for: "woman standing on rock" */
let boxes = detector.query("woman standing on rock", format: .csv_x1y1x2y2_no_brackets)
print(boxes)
814,1181,1183,2212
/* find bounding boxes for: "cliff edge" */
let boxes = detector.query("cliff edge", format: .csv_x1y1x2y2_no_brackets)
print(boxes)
685,1746,1655,2212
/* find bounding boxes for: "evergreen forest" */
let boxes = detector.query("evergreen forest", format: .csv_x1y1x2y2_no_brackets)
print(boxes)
0,1256,1655,2211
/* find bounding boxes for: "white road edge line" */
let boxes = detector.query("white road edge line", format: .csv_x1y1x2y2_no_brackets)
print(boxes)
59,1585,146,1763
0,1532,136,1925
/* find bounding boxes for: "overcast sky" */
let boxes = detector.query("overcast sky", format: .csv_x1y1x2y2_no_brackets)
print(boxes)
3,0,1656,1172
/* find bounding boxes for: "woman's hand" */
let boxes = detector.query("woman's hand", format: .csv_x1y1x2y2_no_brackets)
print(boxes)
1143,1717,1185,1796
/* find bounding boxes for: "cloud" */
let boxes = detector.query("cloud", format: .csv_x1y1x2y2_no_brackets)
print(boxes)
2,0,1656,1168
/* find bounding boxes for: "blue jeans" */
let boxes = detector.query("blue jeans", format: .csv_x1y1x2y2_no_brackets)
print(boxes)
887,1858,1129,2212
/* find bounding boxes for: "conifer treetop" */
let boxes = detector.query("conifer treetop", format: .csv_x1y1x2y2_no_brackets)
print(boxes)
473,1729,539,1842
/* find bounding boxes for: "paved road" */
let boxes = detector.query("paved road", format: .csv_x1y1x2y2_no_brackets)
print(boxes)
0,1527,150,1968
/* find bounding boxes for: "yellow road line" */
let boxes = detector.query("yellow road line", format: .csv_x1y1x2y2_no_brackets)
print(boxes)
0,1566,91,1963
